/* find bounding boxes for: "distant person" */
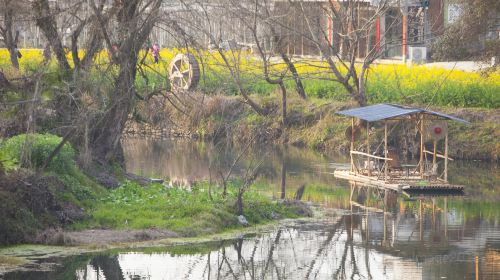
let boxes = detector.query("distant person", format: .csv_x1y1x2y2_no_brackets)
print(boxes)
14,45,22,59
43,43,51,64
108,44,119,64
151,43,160,64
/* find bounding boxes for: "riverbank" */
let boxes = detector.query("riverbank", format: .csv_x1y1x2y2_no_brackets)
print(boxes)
0,134,313,246
127,94,499,161
0,167,312,246
0,215,320,275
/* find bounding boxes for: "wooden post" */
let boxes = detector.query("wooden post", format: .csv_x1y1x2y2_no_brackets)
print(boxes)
419,199,423,241
444,130,449,182
444,198,448,239
384,120,388,180
419,115,425,178
433,139,437,167
351,118,355,173
367,122,371,176
475,255,479,280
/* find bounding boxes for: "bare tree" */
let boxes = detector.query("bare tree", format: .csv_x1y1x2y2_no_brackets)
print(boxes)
88,0,163,163
0,0,30,69
27,0,163,165
229,0,292,126
32,0,72,73
282,0,393,106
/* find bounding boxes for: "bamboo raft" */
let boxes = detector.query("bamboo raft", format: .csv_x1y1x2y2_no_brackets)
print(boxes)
333,104,469,194
334,169,465,194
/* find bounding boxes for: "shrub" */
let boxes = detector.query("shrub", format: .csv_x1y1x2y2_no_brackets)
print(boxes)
0,133,76,174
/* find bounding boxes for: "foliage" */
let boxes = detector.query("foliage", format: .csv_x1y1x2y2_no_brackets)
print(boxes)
0,146,17,172
78,180,301,236
0,133,76,174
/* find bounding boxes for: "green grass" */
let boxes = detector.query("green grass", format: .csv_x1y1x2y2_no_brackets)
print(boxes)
76,180,303,236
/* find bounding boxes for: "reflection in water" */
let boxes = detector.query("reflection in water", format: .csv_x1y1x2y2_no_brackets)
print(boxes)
122,138,347,193
4,138,499,279
6,203,500,279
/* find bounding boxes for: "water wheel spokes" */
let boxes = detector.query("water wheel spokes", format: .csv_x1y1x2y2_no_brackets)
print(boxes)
168,53,200,91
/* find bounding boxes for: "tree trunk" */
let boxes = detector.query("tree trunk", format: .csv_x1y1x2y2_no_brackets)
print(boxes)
280,157,286,199
279,82,287,126
89,0,161,164
91,53,138,163
280,52,306,99
357,65,368,106
1,5,19,69
235,189,244,216
7,48,19,70
33,0,71,74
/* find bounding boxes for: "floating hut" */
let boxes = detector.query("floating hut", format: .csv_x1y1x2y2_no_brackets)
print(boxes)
333,104,469,193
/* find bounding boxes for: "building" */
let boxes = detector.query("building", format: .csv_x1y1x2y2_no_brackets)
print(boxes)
3,0,497,62
270,0,449,61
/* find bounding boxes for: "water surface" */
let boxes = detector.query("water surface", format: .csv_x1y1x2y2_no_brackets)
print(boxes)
2,138,499,280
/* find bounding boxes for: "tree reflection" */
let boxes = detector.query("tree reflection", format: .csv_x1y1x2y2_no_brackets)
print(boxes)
90,255,124,280
9,184,500,280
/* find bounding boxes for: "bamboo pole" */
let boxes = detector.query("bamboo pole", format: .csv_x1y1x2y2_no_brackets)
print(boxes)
419,199,423,241
444,130,449,182
351,118,355,173
476,255,479,280
444,197,448,239
384,120,388,180
351,151,392,160
367,122,371,176
433,139,437,167
423,150,453,160
420,114,425,178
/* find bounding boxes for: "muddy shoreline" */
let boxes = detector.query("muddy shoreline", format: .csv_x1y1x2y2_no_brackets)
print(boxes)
0,214,321,276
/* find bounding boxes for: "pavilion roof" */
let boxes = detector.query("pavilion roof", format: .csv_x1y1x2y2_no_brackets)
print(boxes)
336,104,470,124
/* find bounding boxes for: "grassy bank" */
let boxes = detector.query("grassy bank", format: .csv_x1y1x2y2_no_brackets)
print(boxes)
75,180,307,237
145,94,498,161
0,134,309,245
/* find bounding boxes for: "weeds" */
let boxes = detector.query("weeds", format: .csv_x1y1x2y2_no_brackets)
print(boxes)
78,180,302,236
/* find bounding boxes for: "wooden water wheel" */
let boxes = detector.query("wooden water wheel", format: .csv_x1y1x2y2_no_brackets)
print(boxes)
168,53,200,91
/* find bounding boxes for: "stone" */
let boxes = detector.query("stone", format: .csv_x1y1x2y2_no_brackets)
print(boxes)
237,215,249,227
271,212,281,220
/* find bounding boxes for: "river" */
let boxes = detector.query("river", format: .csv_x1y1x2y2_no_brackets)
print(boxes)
2,138,499,279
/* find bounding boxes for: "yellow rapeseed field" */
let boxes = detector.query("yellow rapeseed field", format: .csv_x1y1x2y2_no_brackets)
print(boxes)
1,48,498,108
